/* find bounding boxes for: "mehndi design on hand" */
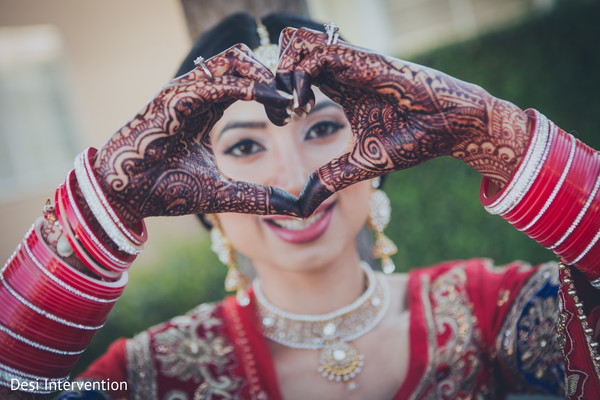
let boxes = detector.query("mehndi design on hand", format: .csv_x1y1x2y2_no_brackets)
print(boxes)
92,44,300,226
275,27,530,217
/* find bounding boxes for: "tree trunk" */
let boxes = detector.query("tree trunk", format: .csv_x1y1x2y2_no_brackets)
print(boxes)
180,0,310,41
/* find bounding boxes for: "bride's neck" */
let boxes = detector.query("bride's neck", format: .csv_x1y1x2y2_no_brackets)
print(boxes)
253,250,366,315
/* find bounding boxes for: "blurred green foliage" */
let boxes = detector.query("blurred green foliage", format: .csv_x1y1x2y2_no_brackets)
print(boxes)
74,0,600,376
390,0,600,270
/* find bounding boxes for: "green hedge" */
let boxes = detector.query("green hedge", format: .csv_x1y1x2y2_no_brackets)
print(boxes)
389,0,600,269
74,0,600,377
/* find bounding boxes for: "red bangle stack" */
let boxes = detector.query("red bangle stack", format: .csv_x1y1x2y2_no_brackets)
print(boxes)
0,219,127,392
0,146,147,392
481,109,600,284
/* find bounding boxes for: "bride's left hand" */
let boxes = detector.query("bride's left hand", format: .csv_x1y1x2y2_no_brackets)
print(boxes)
274,27,531,217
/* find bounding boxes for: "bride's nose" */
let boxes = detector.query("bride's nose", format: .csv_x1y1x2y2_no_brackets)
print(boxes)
269,140,312,198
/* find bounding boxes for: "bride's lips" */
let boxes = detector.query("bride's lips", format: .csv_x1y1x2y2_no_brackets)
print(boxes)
262,202,335,244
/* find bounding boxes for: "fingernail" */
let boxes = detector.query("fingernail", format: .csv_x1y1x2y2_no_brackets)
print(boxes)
292,89,299,110
284,116,292,124
269,186,301,217
276,90,293,100
286,106,293,116
303,103,312,114
296,109,307,119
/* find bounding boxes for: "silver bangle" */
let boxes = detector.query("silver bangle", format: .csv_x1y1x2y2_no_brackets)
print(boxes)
485,111,553,216
79,148,143,246
74,149,142,255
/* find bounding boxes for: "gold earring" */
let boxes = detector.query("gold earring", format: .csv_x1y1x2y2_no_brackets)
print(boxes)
207,215,250,305
367,181,397,274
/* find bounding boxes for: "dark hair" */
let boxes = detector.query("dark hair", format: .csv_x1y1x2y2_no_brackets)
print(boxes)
175,12,326,78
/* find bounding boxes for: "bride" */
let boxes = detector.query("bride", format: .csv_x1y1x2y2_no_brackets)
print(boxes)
1,12,599,400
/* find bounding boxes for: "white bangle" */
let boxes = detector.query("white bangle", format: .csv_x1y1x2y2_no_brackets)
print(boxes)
74,148,143,255
485,110,553,216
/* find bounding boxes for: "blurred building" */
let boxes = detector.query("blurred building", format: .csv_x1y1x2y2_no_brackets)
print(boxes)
0,0,557,262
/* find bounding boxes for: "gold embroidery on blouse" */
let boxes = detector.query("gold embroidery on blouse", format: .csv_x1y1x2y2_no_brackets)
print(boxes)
153,304,242,396
409,275,437,400
126,331,158,400
126,303,245,400
411,266,482,399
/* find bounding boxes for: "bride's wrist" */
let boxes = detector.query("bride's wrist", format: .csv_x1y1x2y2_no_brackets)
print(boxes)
91,150,144,229
452,99,530,190
39,147,147,280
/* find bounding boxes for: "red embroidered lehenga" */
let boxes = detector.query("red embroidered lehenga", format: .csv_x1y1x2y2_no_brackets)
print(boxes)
78,258,599,399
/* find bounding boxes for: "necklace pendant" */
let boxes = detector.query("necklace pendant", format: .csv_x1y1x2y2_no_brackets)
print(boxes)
317,341,364,388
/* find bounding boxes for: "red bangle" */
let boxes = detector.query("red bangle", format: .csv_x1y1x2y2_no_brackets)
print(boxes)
55,182,122,280
481,109,600,281
0,218,128,388
530,141,599,246
25,219,127,300
503,124,569,229
0,278,97,350
0,254,85,379
5,244,114,325
0,326,80,377
62,169,135,272
481,110,553,215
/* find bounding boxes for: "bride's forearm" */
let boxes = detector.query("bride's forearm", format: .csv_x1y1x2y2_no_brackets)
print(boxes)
0,159,135,395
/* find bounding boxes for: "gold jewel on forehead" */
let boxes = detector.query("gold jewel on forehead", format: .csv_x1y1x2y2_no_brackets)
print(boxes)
253,20,279,73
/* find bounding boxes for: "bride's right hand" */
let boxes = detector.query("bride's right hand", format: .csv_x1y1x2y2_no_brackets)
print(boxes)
89,44,299,227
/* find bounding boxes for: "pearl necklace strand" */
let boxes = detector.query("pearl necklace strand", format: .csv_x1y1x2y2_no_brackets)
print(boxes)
253,261,390,390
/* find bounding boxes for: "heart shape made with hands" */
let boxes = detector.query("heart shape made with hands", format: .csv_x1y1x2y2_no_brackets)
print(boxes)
208,27,390,219
263,24,528,219
97,24,522,223
259,27,393,218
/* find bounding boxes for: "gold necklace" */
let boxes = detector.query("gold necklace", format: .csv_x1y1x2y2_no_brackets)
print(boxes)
253,262,390,391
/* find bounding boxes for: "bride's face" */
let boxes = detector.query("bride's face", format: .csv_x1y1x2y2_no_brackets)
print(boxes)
210,90,372,272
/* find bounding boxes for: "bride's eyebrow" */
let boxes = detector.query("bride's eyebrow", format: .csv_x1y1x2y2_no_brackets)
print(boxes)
218,121,268,140
311,100,343,113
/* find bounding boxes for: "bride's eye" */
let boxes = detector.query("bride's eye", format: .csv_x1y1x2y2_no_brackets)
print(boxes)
223,139,265,157
305,121,345,141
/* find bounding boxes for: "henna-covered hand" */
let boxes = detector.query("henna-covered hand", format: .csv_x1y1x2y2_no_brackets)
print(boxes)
275,27,531,217
92,44,300,226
